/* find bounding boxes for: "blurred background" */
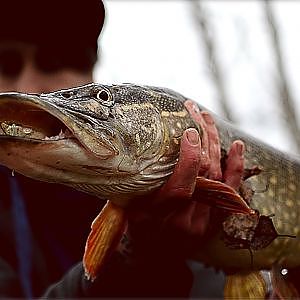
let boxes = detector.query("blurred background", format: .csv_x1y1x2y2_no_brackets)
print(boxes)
94,0,300,297
95,0,300,156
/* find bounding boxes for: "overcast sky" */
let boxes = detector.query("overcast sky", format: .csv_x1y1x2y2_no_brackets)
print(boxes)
95,1,300,155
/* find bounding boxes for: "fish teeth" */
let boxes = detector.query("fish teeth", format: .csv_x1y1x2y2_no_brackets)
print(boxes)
43,129,70,141
0,122,33,137
0,121,71,141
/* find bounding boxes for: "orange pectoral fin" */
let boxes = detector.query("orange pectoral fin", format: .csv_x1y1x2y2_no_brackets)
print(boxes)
195,177,255,214
83,200,127,281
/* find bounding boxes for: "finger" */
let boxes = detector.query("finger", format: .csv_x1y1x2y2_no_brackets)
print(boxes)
223,140,245,190
184,100,210,175
201,111,222,180
160,128,201,200
129,127,202,218
149,128,201,217
162,202,210,254
165,202,209,235
190,202,210,236
164,202,197,233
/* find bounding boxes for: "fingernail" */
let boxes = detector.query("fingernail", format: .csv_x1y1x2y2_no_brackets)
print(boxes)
186,128,199,145
184,100,200,114
192,103,200,114
236,141,244,155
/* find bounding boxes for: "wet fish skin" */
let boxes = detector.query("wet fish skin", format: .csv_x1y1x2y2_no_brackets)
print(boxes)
0,83,299,271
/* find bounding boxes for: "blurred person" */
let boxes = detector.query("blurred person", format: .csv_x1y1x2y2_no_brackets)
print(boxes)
0,0,246,298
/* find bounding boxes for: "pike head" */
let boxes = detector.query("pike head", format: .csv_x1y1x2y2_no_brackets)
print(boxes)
0,83,194,204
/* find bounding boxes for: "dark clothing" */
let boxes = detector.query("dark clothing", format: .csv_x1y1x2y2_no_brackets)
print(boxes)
0,166,192,298
0,0,105,55
0,166,100,297
44,257,192,298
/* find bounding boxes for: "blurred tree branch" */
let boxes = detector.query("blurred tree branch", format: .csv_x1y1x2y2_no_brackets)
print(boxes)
264,0,300,153
190,1,234,122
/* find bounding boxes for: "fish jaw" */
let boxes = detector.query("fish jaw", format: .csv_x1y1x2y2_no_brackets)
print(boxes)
0,89,169,201
0,91,118,157
0,92,124,185
0,137,112,183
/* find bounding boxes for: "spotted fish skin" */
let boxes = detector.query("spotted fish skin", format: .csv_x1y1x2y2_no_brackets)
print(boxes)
0,83,299,271
195,116,300,270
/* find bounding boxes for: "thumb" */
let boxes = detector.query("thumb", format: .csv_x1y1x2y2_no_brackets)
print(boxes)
159,128,202,200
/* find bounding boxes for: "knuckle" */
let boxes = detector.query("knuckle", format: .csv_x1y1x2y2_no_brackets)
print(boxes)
199,157,211,173
233,161,244,173
209,170,222,181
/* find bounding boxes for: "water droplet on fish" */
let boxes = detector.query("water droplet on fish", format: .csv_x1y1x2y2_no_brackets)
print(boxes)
281,268,288,276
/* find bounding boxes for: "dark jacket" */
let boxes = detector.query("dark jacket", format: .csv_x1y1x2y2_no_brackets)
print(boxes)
0,166,192,298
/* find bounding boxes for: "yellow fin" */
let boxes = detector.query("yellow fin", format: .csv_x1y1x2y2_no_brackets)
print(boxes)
224,271,267,299
195,176,255,215
83,200,127,281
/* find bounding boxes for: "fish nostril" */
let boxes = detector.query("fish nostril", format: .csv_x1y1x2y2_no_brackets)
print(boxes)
60,91,78,99
61,92,72,99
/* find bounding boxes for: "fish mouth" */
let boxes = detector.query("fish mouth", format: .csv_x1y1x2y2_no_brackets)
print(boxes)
0,97,72,142
0,92,115,158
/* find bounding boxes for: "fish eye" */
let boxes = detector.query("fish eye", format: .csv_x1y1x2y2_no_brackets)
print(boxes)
97,90,110,102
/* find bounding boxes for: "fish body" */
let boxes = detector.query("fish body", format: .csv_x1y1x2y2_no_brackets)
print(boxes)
0,83,299,273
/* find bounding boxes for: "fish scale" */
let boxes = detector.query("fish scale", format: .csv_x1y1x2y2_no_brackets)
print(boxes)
202,116,300,270
0,83,299,276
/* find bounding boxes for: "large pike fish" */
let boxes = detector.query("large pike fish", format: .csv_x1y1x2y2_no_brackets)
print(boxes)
0,83,299,298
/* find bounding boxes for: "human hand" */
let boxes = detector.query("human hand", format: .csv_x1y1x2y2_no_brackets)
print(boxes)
123,101,245,261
